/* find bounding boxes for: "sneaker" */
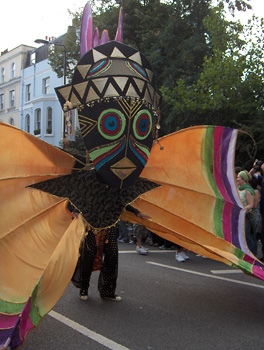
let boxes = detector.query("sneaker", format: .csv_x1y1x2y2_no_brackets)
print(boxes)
101,294,122,301
136,246,148,255
118,238,128,243
79,289,88,301
175,252,185,262
181,251,189,260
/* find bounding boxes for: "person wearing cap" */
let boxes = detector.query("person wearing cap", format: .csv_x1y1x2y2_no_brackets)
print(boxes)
237,170,256,254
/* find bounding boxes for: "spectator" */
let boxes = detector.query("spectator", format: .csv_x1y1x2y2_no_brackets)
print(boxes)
237,170,256,254
175,246,190,262
134,224,149,255
117,220,129,243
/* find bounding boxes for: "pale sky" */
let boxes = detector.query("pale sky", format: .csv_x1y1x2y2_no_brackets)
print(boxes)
1,0,263,53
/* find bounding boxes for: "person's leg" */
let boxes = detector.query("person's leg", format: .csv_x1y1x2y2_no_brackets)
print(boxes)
98,227,121,300
79,231,97,300
118,220,129,242
135,225,148,254
175,246,189,262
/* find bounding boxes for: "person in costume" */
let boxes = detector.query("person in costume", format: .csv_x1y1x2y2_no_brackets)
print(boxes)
71,204,149,301
2,3,264,349
237,170,256,254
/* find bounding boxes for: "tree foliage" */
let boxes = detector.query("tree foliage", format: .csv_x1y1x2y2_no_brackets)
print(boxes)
161,6,264,166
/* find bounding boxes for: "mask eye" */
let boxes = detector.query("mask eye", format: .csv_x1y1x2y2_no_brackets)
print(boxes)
133,110,152,140
98,109,126,140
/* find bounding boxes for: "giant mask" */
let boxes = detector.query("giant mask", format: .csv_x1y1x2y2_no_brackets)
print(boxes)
56,41,160,189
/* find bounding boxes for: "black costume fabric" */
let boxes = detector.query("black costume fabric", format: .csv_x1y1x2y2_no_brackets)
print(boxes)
31,169,159,228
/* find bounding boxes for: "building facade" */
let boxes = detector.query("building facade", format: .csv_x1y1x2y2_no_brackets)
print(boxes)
20,43,65,147
0,45,35,128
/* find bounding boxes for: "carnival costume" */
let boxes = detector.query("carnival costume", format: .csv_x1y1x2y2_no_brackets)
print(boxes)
1,3,264,349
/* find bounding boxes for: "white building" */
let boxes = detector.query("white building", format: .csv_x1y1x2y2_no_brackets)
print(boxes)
0,45,35,127
20,41,65,147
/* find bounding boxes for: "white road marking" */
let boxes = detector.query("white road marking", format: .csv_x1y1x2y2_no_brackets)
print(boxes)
146,261,264,289
48,310,130,350
211,269,243,274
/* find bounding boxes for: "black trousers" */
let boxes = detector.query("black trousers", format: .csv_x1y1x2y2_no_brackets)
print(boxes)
80,226,118,297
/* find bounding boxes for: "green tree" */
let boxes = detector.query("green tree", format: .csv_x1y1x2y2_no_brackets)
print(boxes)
59,128,86,156
161,7,264,166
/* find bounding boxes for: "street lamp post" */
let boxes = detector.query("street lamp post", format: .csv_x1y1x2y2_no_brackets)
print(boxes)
34,38,67,147
34,39,66,84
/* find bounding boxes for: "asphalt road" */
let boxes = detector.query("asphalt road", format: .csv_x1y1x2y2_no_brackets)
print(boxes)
20,243,264,350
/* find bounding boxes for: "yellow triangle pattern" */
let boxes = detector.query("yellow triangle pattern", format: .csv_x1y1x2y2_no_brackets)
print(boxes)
70,92,80,106
126,84,138,98
143,87,152,105
145,68,153,82
74,81,88,99
77,65,91,79
93,78,108,93
57,86,71,102
86,87,100,102
113,77,129,91
104,83,119,98
93,49,107,63
133,78,145,93
110,47,126,59
128,52,142,66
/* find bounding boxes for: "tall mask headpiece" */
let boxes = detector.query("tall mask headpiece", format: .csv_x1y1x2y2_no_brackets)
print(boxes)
56,5,161,189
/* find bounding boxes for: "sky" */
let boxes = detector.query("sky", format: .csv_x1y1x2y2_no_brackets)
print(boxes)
1,0,264,53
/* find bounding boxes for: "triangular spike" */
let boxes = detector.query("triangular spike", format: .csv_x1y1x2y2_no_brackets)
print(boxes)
80,2,93,56
110,47,126,59
74,81,88,100
77,65,92,79
92,49,108,63
93,27,99,48
114,7,123,43
93,77,109,93
100,30,109,45
113,77,128,91
128,52,142,66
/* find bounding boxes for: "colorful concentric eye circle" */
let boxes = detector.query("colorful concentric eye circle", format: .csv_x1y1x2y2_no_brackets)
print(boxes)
133,110,152,140
98,109,126,140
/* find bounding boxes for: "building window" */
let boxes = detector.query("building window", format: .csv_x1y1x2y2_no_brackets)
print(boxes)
43,77,50,94
30,52,36,65
9,117,14,126
9,90,15,108
11,62,15,79
34,108,41,135
1,67,4,83
25,114,30,133
26,84,31,102
46,107,52,134
0,94,4,111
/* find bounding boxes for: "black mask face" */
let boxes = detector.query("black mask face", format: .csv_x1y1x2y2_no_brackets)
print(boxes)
79,98,155,188
55,41,160,189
